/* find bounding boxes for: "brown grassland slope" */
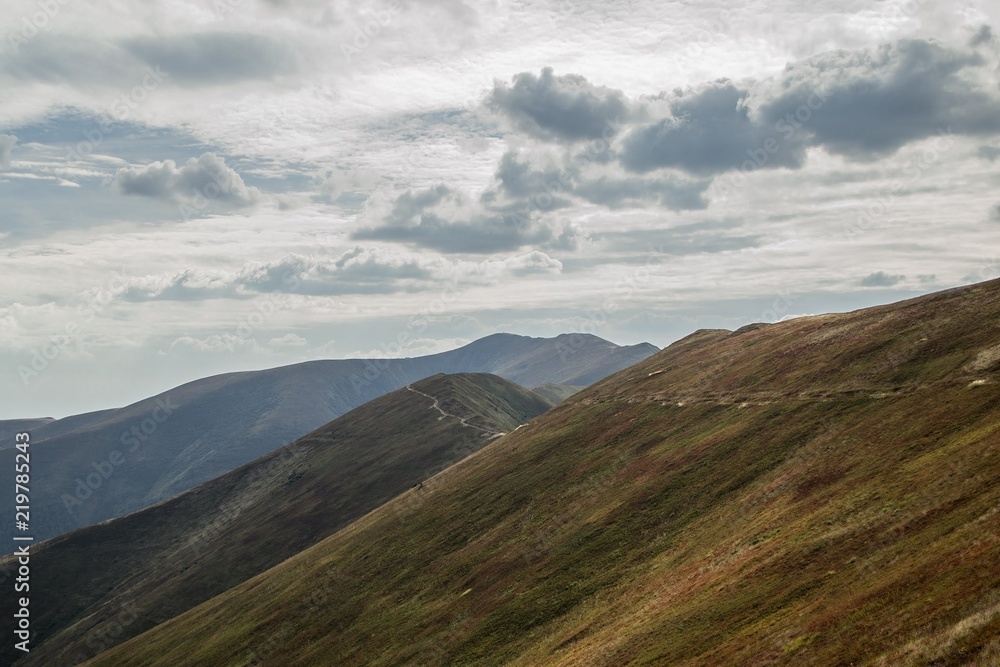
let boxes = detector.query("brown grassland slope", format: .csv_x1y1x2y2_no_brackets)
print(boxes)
89,279,1000,666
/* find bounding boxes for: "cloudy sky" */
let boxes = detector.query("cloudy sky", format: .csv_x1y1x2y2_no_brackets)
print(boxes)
2,0,999,418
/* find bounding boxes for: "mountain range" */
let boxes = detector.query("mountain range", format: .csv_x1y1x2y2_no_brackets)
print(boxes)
0,333,656,544
0,373,552,666
65,277,1000,666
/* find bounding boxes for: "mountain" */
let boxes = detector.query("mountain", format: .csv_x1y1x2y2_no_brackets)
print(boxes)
0,419,53,449
529,384,585,405
0,373,552,667
0,333,656,544
85,278,1000,666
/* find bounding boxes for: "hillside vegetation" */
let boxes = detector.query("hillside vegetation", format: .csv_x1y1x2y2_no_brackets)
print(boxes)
88,279,1000,666
0,333,654,545
0,374,551,667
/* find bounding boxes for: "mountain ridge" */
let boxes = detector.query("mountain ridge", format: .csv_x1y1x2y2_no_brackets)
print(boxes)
82,278,1000,666
0,373,553,667
0,333,656,544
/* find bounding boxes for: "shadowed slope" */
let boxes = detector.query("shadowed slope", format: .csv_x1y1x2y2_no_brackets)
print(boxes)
84,279,1000,665
0,333,655,545
0,374,551,667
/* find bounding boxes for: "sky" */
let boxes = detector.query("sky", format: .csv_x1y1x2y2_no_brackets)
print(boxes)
1,0,999,419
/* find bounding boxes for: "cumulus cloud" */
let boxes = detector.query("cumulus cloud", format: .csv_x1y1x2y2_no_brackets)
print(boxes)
496,250,562,275
754,39,1000,161
352,185,579,253
488,67,631,142
0,134,16,168
487,150,710,211
114,152,262,212
170,334,262,353
269,333,308,348
240,248,432,295
353,140,715,254
861,271,905,287
121,247,439,301
620,81,809,175
489,152,575,208
495,38,1000,182
116,245,564,303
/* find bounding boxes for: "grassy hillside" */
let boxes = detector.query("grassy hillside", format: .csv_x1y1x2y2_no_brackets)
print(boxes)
0,333,654,546
529,384,585,405
0,418,53,449
87,279,1000,666
0,374,551,667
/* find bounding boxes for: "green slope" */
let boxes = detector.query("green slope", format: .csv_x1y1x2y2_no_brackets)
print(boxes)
529,384,586,405
88,279,1000,666
0,373,551,667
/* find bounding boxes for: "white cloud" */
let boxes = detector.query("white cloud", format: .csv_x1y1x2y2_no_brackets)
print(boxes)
114,152,261,212
269,333,308,348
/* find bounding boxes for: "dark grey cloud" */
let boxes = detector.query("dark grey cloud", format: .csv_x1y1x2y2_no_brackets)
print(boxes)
620,81,808,175
589,37,1000,177
0,36,133,86
970,25,994,47
977,145,1000,161
484,151,575,210
484,150,709,213
0,134,16,167
356,145,712,254
352,185,578,253
989,203,1000,223
759,39,1000,161
0,32,296,88
487,67,630,142
123,32,299,85
861,271,905,287
114,152,261,211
